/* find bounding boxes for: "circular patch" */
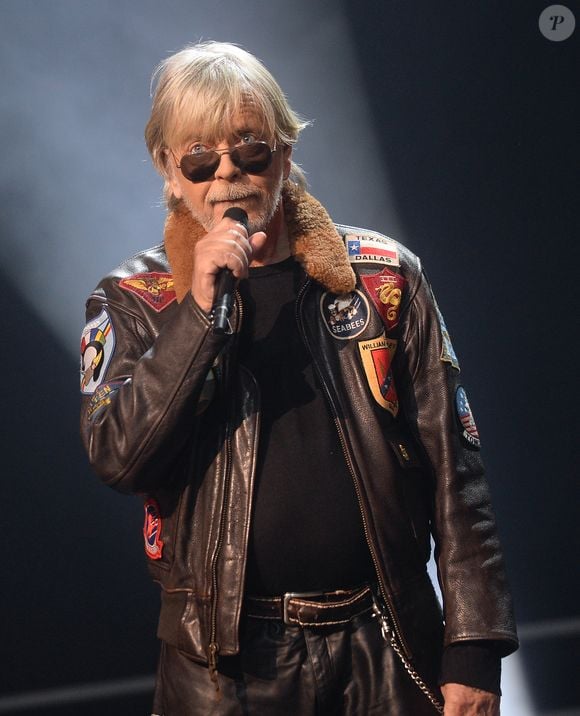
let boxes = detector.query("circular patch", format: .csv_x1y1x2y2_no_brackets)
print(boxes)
455,386,481,449
320,290,370,340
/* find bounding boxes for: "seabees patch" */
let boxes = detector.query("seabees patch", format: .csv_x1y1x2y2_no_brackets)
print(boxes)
320,290,370,340
346,234,400,267
455,386,481,449
143,498,163,560
119,272,177,312
361,268,406,331
357,334,399,416
80,308,115,394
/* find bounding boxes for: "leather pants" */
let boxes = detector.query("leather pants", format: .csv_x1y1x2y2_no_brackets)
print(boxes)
152,611,440,715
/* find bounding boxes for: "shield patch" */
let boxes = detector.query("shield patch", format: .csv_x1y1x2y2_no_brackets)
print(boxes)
357,334,399,416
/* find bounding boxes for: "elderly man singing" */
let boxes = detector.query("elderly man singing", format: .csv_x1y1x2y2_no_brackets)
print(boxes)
80,41,517,715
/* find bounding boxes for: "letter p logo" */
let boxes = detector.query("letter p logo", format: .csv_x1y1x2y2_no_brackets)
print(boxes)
539,5,576,41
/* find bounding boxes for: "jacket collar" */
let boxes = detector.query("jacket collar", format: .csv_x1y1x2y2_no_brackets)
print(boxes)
164,182,356,302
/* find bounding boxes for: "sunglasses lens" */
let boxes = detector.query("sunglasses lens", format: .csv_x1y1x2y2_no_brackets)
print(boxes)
179,143,273,183
179,152,221,182
232,143,273,174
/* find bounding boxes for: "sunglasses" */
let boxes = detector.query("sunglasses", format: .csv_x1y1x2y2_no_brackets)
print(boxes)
177,140,276,183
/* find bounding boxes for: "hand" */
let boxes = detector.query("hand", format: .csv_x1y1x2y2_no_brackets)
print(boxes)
190,216,267,313
441,683,500,715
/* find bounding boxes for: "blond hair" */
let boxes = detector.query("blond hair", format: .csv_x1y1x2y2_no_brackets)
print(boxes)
145,41,309,205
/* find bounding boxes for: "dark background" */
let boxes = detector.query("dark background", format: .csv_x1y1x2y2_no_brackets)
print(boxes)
1,1,578,713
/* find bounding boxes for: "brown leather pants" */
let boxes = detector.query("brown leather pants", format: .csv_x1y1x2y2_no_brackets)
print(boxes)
152,611,440,715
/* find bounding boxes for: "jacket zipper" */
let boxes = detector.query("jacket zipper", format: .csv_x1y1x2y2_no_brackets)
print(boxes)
295,279,411,659
207,292,243,688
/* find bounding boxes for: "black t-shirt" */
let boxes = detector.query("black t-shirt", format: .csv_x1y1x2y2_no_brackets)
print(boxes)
238,257,375,596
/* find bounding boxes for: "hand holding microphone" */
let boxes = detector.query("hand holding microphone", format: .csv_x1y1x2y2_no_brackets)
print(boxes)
189,206,267,332
212,207,248,334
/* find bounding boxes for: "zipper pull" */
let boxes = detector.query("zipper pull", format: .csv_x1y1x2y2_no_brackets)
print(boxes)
208,641,220,693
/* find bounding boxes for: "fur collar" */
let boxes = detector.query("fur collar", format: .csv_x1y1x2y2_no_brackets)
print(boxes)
164,182,356,302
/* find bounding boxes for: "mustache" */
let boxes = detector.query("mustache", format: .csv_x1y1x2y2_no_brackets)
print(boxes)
208,188,259,204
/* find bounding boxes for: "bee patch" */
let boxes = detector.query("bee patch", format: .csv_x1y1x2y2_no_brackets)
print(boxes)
320,290,370,340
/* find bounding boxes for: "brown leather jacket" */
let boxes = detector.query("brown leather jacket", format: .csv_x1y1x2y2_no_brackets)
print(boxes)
80,186,517,691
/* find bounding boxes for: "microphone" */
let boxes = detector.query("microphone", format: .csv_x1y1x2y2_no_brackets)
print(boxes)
212,207,248,335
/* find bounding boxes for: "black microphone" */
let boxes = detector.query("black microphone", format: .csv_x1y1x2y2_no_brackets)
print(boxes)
212,207,248,335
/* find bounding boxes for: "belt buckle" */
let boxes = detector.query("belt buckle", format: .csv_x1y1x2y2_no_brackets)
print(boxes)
282,590,325,625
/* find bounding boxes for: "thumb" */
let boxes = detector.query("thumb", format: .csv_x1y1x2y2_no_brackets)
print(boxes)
248,231,268,254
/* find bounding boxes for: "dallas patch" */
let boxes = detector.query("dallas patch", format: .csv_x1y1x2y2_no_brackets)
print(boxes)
346,234,400,267
143,499,163,560
361,268,406,331
80,308,115,394
455,386,481,449
357,334,399,416
119,272,177,312
320,290,370,340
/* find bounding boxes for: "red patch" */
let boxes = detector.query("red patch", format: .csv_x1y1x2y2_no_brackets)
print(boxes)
361,269,406,331
119,272,177,312
143,499,163,559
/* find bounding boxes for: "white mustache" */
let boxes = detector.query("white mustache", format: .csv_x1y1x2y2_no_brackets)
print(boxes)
208,190,258,204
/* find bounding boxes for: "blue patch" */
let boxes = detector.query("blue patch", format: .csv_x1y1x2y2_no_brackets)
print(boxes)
455,386,481,449
320,290,370,340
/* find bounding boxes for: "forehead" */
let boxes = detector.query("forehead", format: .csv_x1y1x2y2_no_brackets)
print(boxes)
168,94,274,149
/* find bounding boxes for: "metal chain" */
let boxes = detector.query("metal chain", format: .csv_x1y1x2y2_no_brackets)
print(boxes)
372,598,444,714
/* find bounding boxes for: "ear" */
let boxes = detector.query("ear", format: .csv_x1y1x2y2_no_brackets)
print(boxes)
163,149,184,200
282,145,292,181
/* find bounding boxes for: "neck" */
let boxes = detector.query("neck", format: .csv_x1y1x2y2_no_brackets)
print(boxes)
250,202,290,267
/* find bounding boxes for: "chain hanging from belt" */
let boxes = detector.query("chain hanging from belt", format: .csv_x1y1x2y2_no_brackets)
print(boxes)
371,595,444,714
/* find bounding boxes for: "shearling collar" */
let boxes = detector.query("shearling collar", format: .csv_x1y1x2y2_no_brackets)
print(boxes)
164,182,356,302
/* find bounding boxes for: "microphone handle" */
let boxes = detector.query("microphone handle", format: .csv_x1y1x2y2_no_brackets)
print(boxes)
212,207,249,335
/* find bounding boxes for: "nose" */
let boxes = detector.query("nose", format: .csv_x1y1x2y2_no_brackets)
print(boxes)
214,148,242,181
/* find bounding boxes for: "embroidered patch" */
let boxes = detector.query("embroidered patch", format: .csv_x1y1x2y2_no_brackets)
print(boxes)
143,499,163,560
320,290,370,340
346,234,400,267
455,386,481,449
86,380,125,422
434,303,460,371
119,272,177,312
361,269,406,331
357,334,399,416
80,308,115,394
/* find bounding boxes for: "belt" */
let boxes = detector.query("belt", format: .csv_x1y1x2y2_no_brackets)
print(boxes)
244,584,374,627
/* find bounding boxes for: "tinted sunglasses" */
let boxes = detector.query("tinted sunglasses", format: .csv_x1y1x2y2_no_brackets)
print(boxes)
177,140,276,183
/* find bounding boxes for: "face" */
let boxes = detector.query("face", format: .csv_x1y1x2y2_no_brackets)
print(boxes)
167,111,291,235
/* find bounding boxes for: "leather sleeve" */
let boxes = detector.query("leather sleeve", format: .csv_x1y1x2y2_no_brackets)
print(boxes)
80,290,227,494
395,267,518,656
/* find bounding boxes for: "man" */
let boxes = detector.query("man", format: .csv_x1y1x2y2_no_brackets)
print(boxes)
80,42,517,715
